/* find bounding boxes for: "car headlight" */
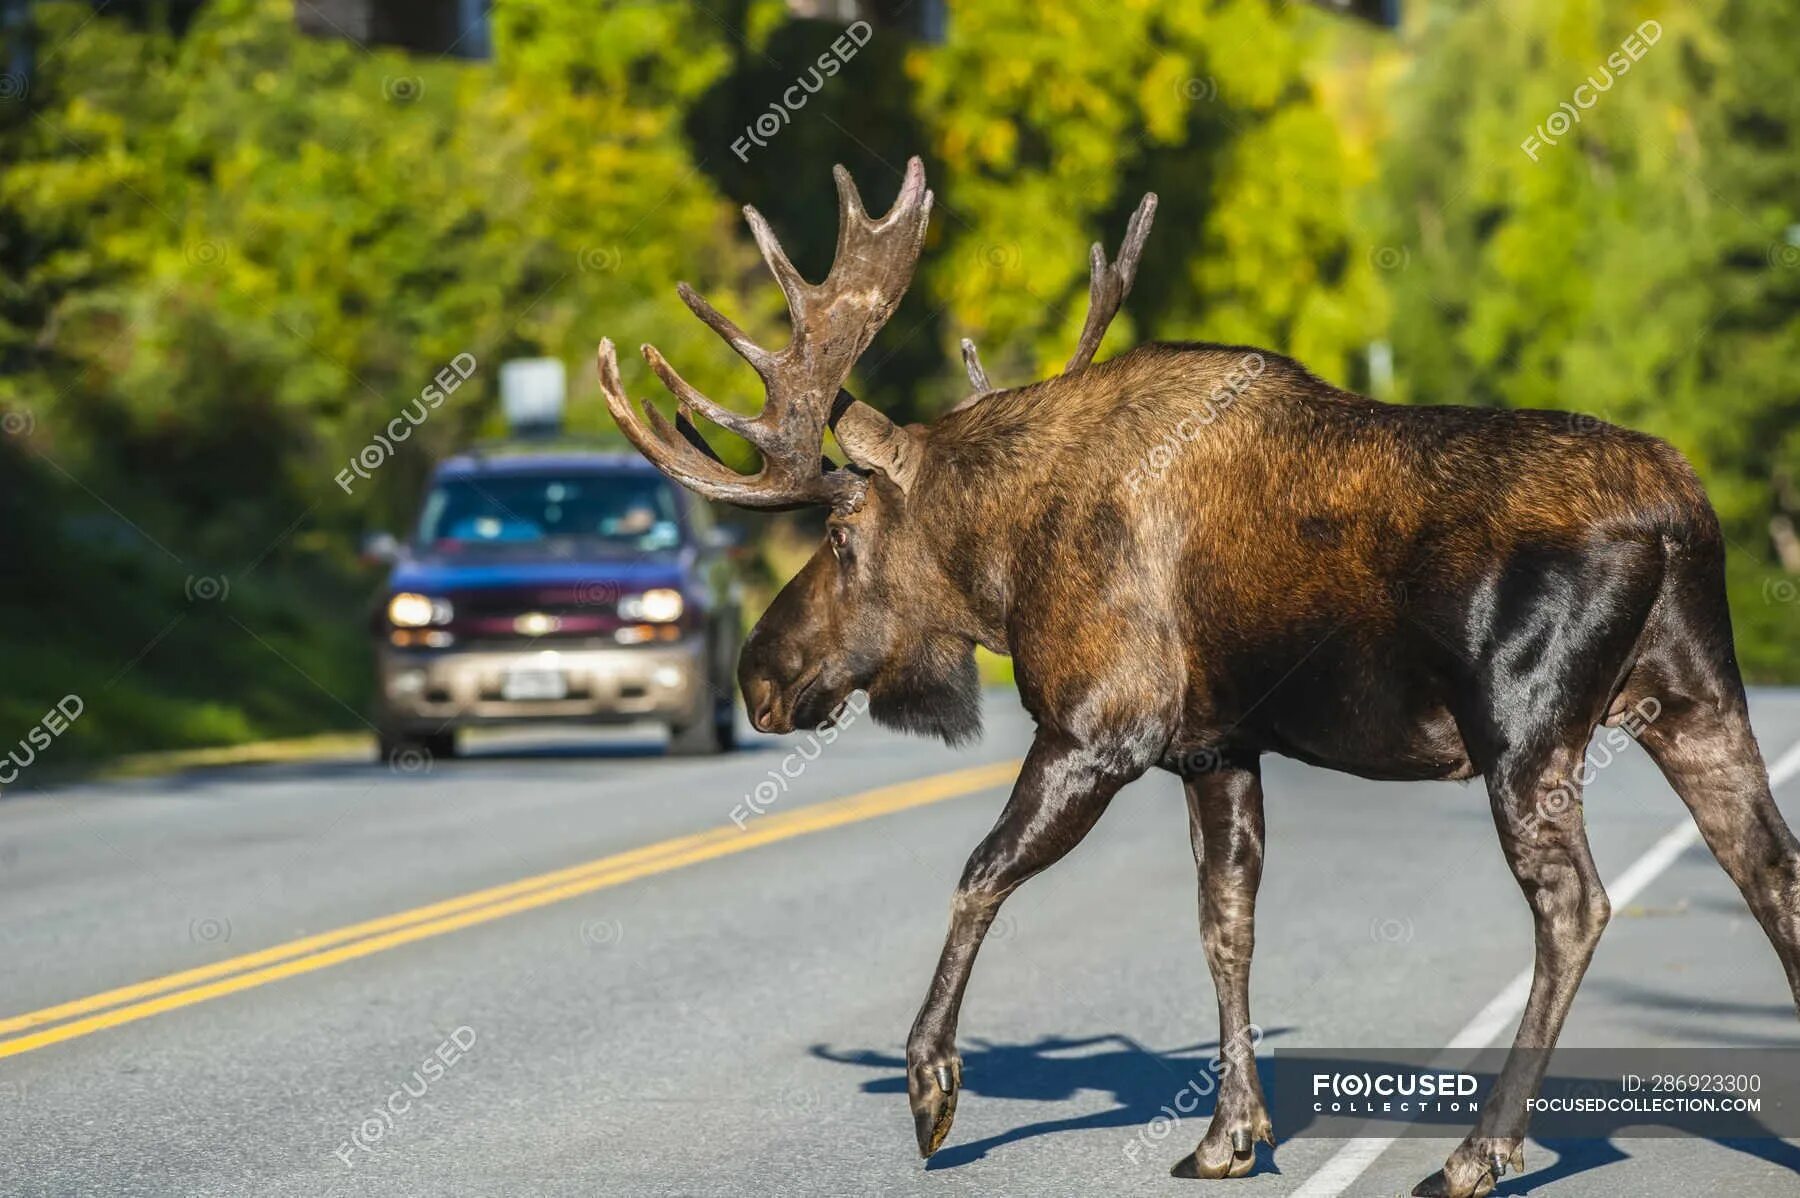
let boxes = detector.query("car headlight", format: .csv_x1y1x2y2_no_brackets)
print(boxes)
618,588,684,623
388,592,453,627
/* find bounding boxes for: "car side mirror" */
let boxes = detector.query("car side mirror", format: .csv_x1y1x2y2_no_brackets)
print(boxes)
361,531,402,565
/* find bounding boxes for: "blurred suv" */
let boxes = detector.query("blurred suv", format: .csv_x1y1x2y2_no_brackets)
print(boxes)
370,447,742,759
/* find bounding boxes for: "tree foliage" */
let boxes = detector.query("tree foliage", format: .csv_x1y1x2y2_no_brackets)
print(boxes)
1375,0,1799,677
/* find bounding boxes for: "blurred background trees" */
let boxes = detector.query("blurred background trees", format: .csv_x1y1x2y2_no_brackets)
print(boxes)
0,0,1794,757
1376,0,1800,678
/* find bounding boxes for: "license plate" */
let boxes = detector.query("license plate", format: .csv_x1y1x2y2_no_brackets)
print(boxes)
502,667,567,702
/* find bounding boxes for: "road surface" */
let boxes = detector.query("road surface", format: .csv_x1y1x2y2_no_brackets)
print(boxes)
3,689,1800,1196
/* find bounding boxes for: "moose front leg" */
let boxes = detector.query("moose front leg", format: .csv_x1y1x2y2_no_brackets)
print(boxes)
1171,760,1274,1179
908,732,1147,1157
1414,750,1609,1198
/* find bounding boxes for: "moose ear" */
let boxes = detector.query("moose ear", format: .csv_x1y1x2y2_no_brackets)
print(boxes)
830,390,923,494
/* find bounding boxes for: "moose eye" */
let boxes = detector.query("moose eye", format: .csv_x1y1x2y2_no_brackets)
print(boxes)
828,526,849,553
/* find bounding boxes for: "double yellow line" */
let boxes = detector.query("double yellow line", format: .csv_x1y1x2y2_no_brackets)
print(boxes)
0,759,1018,1060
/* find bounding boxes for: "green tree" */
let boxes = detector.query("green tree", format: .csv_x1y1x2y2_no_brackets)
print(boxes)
908,0,1386,397
1377,0,1799,677
0,0,765,753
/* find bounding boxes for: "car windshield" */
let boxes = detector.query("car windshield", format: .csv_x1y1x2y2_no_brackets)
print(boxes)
417,472,684,551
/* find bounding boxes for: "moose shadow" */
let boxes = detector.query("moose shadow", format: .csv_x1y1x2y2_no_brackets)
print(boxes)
1484,1135,1800,1197
811,1031,1293,1173
811,1036,1800,1188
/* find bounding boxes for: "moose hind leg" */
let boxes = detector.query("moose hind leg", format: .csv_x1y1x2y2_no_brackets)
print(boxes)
1633,689,1800,1006
1415,745,1610,1198
1413,537,1663,1196
1171,760,1274,1179
1621,526,1800,1005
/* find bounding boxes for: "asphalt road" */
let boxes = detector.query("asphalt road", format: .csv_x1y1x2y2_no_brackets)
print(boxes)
4,689,1800,1197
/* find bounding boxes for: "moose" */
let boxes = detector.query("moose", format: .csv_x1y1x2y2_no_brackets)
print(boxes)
598,158,1800,1197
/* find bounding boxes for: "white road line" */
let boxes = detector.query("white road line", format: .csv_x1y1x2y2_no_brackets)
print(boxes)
1292,732,1800,1198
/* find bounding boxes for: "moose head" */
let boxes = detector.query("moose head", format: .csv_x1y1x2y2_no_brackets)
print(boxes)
598,157,1154,747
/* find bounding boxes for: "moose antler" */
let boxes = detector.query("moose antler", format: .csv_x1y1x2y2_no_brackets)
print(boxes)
959,338,991,392
599,157,933,509
950,192,1158,410
1065,192,1158,374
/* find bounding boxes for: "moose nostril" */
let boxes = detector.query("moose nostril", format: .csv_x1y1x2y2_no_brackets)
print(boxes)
741,675,784,734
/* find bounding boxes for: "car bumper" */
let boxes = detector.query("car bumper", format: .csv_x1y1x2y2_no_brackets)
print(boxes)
376,639,708,730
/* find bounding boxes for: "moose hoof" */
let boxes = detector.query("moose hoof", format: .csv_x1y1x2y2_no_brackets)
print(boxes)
1170,1116,1272,1179
1411,1141,1521,1198
1411,1168,1493,1198
908,1058,961,1158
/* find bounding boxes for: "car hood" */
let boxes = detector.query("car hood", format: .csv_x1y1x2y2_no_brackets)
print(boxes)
390,553,689,595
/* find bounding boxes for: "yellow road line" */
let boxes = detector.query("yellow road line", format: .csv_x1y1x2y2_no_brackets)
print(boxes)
0,759,1018,1060
0,807,757,1036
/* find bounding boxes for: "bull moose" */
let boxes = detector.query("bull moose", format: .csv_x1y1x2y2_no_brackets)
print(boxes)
597,158,1800,1197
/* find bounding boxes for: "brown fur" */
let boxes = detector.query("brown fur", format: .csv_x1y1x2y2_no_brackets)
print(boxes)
879,343,1709,762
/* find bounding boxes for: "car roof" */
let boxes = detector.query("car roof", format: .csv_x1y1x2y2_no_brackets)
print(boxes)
434,448,662,480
